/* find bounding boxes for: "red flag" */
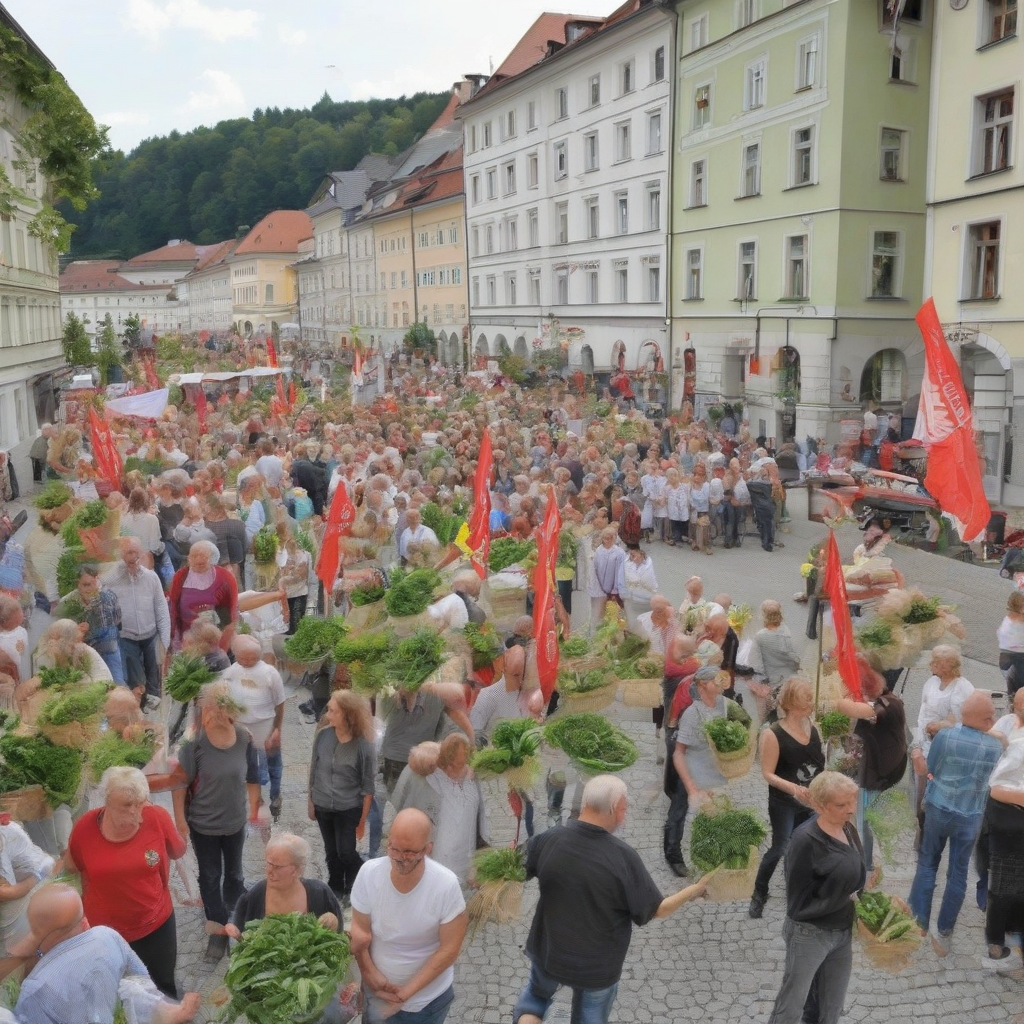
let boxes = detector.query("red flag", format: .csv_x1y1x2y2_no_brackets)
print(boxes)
143,357,161,391
288,380,297,411
823,530,861,701
316,482,356,595
532,486,561,701
195,386,207,433
913,298,991,541
465,429,493,579
275,372,287,413
88,406,123,492
266,336,278,369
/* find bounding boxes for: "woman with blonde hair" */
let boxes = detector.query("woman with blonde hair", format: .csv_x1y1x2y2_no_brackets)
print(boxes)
307,691,376,903
749,678,825,919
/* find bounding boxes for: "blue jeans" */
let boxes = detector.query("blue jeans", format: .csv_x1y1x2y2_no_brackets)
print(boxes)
363,985,454,1024
855,787,881,872
367,794,383,858
92,626,126,686
255,746,283,800
120,633,161,697
907,801,982,935
514,960,618,1024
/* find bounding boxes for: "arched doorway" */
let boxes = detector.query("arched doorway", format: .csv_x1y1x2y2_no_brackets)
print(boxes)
514,336,528,360
859,349,907,406
243,321,253,337
611,341,626,373
495,334,509,357
448,334,461,366
580,344,594,376
475,334,489,370
956,330,1012,501
637,341,663,373
436,331,447,362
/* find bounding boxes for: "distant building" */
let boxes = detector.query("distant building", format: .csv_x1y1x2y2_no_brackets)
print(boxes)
179,238,239,335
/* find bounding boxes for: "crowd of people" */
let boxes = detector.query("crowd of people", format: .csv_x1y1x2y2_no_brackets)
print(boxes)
0,335,1020,1024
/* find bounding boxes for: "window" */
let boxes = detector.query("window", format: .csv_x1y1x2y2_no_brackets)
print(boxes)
400,270,408,287
471,175,480,204
986,0,1018,44
507,217,518,250
615,121,631,161
471,226,479,256
586,198,599,239
529,269,541,304
556,202,568,244
653,46,666,82
486,276,496,305
485,225,494,254
380,272,386,289
686,249,703,299
483,122,492,148
553,140,568,179
265,283,274,303
739,241,757,299
742,143,761,195
745,60,766,110
968,221,1001,298
472,277,480,307
890,40,914,82
690,13,709,50
797,37,818,89
690,160,707,206
646,111,663,154
586,269,599,303
528,100,538,130
883,0,923,24
620,59,635,95
584,132,599,171
506,273,517,305
528,208,539,247
616,192,629,234
646,185,661,230
556,86,568,119
503,161,516,195
976,90,1014,174
694,85,711,129
793,126,814,185
486,167,497,199
589,74,601,107
871,231,901,297
615,264,628,302
786,235,809,299
526,152,539,188
506,109,517,138
880,128,906,180
556,270,569,304
647,265,661,302
418,231,429,248
469,125,478,153
453,268,462,284
738,0,756,28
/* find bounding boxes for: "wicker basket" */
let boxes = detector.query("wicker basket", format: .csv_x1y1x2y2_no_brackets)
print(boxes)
346,600,387,632
0,785,52,821
466,879,524,925
389,609,437,638
620,678,663,709
502,757,542,793
39,714,102,750
710,730,756,780
280,653,328,679
856,898,920,973
703,847,760,902
561,683,617,713
487,586,527,622
562,655,604,674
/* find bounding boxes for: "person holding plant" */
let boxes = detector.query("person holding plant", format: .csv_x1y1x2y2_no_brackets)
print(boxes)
168,540,239,653
588,526,625,635
72,564,126,687
308,691,376,905
275,522,311,631
64,766,185,998
749,678,824,919
767,772,864,1024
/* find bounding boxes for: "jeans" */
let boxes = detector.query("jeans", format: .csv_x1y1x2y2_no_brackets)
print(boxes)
768,918,853,1024
363,985,454,1024
663,786,689,864
669,519,689,543
366,793,383,857
514,960,618,1024
315,805,364,896
722,503,741,546
128,911,177,999
255,746,283,801
754,793,814,899
907,801,982,935
749,482,775,552
855,787,882,872
120,633,161,697
191,826,247,925
92,626,126,686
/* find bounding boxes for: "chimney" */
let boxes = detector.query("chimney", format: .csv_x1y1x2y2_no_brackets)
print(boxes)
167,239,181,247
460,74,489,100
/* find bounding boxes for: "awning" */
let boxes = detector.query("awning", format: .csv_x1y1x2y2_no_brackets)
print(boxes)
169,367,288,385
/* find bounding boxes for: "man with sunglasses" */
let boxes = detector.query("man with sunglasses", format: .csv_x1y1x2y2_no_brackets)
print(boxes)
350,809,467,1024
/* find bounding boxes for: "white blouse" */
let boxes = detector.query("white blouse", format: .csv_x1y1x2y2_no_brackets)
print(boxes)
914,674,974,755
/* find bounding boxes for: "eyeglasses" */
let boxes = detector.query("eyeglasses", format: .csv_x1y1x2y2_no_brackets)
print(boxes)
386,843,428,860
265,860,296,872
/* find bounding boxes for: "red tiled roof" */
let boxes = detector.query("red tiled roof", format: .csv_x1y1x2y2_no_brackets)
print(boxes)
190,238,238,274
234,211,314,256
492,12,600,80
427,91,462,131
59,260,162,292
123,240,204,265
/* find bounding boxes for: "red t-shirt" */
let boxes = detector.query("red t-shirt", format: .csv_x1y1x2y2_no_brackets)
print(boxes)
69,805,184,942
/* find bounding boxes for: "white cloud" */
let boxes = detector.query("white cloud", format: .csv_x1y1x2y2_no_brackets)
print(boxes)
278,24,307,48
124,0,260,44
99,110,152,128
350,68,441,100
178,69,247,118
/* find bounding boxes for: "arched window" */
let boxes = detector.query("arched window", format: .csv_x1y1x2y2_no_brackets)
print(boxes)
495,334,510,356
475,334,489,358
859,348,906,404
581,344,594,376
514,336,528,360
775,346,801,403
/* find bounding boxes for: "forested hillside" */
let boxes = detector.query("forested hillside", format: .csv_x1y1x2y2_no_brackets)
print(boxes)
63,90,450,258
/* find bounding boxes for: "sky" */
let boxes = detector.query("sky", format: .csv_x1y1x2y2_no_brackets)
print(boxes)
8,0,616,152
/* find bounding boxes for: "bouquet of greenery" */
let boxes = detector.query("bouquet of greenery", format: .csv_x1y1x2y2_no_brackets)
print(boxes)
462,621,504,670
384,567,442,618
252,526,279,564
467,847,528,925
283,617,347,663
544,713,638,773
690,798,767,873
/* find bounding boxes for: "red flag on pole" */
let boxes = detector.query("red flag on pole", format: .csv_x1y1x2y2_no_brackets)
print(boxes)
913,298,991,541
533,487,561,701
465,430,493,579
88,407,123,492
823,530,862,701
143,357,161,391
288,380,297,411
275,372,287,412
266,336,278,369
316,481,356,595
195,386,207,433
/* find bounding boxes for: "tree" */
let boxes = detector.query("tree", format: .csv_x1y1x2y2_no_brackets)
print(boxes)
122,313,142,352
61,312,92,367
95,313,122,384
402,321,436,357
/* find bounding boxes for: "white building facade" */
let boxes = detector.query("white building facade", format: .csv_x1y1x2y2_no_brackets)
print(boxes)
460,3,674,381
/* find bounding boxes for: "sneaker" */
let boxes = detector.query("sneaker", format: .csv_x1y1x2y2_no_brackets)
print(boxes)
205,934,229,962
930,930,952,957
667,860,689,878
748,893,766,919
143,694,162,713
298,700,315,716
981,945,1012,971
269,795,282,817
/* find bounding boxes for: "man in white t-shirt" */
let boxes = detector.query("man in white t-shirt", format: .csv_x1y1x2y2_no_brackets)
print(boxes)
993,688,1024,745
350,808,467,1024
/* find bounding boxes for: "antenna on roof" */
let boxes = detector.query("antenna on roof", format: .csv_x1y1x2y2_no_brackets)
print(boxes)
489,56,494,73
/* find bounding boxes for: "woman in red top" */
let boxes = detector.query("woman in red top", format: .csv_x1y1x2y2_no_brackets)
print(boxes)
168,540,239,651
64,766,185,998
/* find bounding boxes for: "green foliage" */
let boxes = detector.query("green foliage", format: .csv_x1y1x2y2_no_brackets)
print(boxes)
863,790,917,866
333,630,393,664
252,525,279,564
221,913,351,1024
95,314,122,384
348,582,386,606
294,528,316,557
283,617,347,662
817,711,852,741
559,635,590,658
88,731,156,781
164,654,216,703
385,629,446,690
403,321,437,357
557,529,578,570
61,312,93,367
384,567,441,618
703,718,750,754
33,480,73,509
56,547,84,597
489,718,541,767
419,503,464,547
498,353,529,385
60,500,108,545
558,668,612,695
38,664,85,690
855,890,917,942
544,713,638,773
0,733,84,807
462,622,503,670
122,313,142,350
690,801,767,872
901,596,941,624
857,621,895,650
37,681,110,726
473,847,526,884
488,537,536,572
63,92,449,257
123,455,166,478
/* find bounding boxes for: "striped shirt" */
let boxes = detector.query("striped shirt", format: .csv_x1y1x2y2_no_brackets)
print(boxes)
925,724,1003,816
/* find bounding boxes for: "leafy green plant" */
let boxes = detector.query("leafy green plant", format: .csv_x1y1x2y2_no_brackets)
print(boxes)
855,890,917,942
252,525,279,564
558,668,612,695
690,800,767,872
473,847,526,884
419,503,464,547
334,630,393,664
384,567,441,618
463,622,503,670
704,718,750,754
38,665,86,690
56,547,84,598
283,617,347,662
33,480,73,509
544,713,638,773
60,499,109,546
901,596,941,624
0,733,84,807
36,681,110,726
349,582,386,606
857,621,895,649
385,629,446,690
559,635,590,659
488,537,536,572
817,711,852,741
164,654,216,703
88,731,155,781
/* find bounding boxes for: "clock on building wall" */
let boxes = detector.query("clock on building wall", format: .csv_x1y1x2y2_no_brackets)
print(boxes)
950,0,968,10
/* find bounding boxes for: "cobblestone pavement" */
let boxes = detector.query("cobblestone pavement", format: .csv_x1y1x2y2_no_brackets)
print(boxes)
10,491,1020,1022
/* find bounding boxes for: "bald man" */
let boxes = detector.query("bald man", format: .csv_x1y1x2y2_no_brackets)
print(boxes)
907,690,1002,955
350,809,467,1024
469,644,542,740
9,884,199,1023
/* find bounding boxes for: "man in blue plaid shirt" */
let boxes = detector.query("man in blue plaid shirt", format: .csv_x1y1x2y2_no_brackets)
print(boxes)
67,564,125,686
908,690,1002,955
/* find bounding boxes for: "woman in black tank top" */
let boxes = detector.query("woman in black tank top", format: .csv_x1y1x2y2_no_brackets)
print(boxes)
749,677,825,918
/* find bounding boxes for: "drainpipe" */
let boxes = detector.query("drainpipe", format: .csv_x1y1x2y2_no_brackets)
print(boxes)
661,0,678,414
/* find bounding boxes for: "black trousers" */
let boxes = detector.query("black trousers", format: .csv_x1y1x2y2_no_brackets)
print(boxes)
128,911,178,999
287,595,308,634
191,826,246,925
314,805,364,896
